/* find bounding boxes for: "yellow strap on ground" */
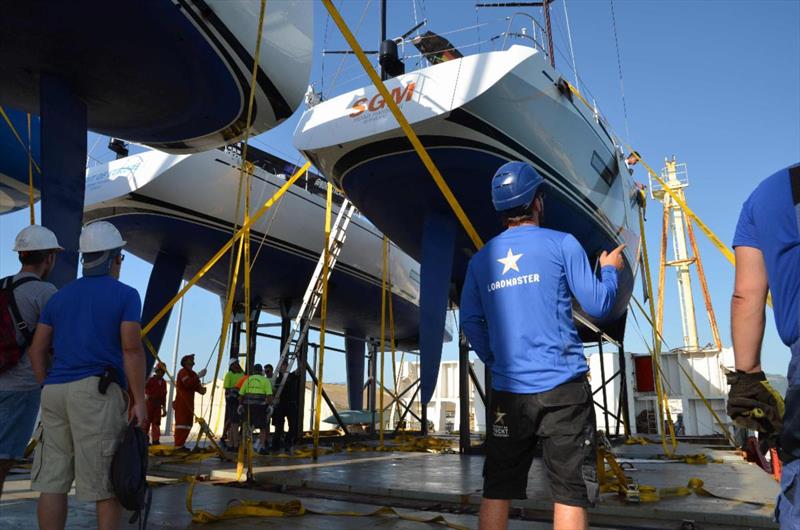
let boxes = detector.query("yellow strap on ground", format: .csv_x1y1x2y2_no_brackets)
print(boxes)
185,477,470,529
141,161,310,337
624,436,653,445
148,445,218,463
321,0,483,250
0,105,42,174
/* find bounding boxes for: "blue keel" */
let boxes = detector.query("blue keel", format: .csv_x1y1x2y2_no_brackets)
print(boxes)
345,333,366,410
419,213,457,404
140,251,186,372
39,74,86,288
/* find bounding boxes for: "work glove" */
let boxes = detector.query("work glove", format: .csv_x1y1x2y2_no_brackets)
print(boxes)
727,371,785,438
198,368,207,378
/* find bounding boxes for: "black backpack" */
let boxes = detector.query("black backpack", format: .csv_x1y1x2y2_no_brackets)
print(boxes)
110,420,151,529
0,276,39,374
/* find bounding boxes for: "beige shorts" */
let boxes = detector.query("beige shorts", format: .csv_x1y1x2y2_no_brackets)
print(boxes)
31,376,128,502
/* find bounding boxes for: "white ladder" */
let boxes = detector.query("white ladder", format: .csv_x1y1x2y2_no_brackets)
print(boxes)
268,198,357,408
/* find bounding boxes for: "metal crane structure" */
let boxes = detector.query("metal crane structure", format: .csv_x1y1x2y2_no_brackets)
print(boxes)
649,157,728,437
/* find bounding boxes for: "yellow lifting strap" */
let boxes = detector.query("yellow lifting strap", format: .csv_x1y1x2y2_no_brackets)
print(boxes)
0,105,42,174
631,151,734,266
637,206,678,457
321,0,483,251
140,161,310,338
185,477,471,529
312,183,334,460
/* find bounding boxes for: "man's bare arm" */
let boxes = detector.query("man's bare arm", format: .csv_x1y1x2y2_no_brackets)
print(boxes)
121,321,147,423
28,324,53,385
731,246,769,373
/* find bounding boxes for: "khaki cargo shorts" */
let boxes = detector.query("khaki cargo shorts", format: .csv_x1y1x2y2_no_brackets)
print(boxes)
31,376,128,502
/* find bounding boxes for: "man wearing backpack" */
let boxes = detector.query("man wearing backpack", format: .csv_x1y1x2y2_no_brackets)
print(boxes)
0,225,61,499
27,221,146,530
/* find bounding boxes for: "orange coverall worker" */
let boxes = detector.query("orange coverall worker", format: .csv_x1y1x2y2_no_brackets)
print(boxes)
142,374,167,444
174,366,203,447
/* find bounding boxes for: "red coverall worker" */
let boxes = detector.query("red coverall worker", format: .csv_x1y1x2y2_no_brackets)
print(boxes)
174,354,206,447
142,363,167,444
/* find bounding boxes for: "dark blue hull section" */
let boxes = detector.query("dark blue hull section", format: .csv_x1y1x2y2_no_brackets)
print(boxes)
100,211,422,348
0,108,41,212
339,145,634,335
0,1,259,149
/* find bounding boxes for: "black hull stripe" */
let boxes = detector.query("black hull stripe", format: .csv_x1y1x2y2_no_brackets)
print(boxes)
190,0,292,120
91,200,387,292
332,132,620,242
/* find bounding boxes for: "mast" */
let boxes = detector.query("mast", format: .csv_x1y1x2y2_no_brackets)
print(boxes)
380,0,388,80
543,0,555,67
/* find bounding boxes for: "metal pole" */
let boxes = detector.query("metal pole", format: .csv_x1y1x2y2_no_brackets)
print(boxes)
165,281,185,434
295,319,308,444
618,342,631,437
380,0,387,80
458,332,471,453
598,334,611,434
368,343,377,433
309,343,318,432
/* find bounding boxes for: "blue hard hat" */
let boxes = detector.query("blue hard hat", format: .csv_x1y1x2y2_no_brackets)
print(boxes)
491,161,545,212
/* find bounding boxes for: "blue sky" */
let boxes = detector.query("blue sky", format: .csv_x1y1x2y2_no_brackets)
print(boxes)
1,0,798,383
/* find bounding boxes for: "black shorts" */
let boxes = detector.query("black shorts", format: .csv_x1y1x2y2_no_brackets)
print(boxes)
483,376,598,508
225,396,240,424
243,404,267,430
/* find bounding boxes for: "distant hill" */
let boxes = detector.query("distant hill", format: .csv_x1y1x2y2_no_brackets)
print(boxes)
767,373,788,397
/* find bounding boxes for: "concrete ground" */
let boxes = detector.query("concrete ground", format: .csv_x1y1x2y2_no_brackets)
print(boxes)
2,473,587,529
1,439,779,529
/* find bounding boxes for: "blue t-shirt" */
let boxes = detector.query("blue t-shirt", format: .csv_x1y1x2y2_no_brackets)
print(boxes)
732,164,800,348
460,225,618,393
39,275,142,389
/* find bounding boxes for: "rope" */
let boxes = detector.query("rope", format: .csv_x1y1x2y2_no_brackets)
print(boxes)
329,0,372,92
609,0,631,142
562,0,579,89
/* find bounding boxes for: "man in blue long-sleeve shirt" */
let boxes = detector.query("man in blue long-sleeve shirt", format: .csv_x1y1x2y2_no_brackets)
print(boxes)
460,161,625,530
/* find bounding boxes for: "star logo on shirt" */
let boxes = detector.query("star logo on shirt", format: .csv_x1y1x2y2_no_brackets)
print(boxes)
497,248,523,275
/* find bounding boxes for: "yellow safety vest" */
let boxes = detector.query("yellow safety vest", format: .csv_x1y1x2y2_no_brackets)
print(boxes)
240,374,272,397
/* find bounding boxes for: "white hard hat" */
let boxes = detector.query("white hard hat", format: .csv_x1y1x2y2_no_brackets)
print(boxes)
13,225,64,252
79,221,126,253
